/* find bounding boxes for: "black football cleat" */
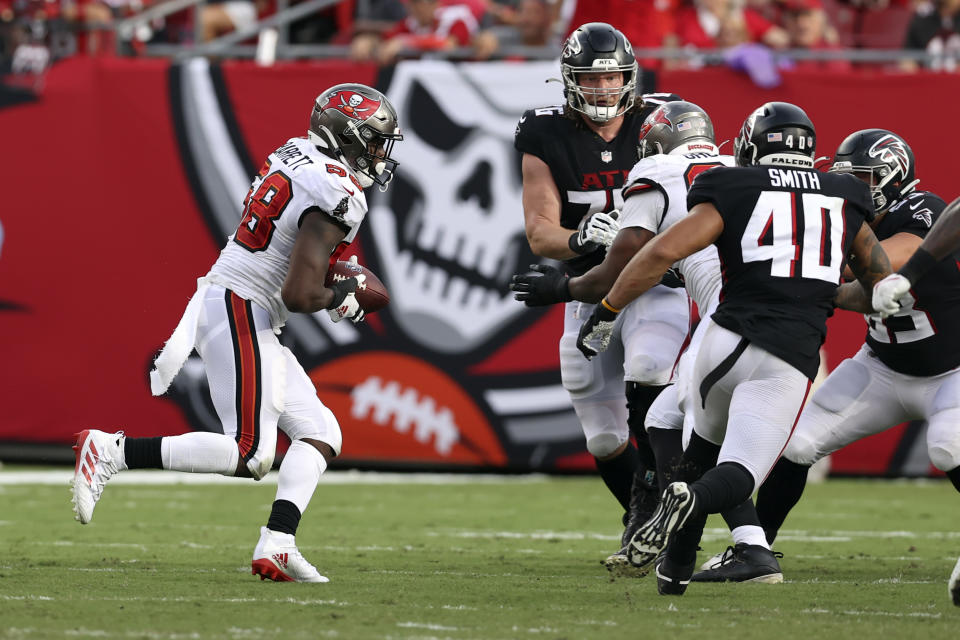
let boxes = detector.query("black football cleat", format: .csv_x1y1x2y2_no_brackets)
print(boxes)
604,472,660,577
655,553,696,596
627,482,697,572
690,543,784,584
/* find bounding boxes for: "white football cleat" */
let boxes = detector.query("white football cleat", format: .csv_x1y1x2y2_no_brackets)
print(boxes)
699,549,727,572
71,429,126,524
251,527,329,583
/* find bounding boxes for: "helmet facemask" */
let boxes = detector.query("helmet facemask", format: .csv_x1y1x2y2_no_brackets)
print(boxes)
830,130,919,218
562,65,637,123
309,83,403,191
345,120,402,190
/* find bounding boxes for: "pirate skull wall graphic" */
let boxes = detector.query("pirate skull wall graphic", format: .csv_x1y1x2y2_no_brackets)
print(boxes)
367,60,560,354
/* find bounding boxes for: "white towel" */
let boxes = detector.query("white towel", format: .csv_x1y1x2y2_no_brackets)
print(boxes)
149,279,211,396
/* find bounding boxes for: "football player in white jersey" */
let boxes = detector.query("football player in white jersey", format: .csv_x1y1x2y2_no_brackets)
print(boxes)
70,83,402,583
512,100,738,573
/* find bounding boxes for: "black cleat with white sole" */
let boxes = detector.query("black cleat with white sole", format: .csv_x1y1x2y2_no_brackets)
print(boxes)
626,482,697,572
655,553,696,595
690,543,784,583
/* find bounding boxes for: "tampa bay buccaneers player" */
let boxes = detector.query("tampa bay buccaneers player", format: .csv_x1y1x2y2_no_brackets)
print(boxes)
699,129,960,582
71,83,402,583
513,21,690,560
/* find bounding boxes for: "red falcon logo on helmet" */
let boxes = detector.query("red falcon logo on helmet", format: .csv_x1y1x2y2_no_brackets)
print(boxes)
639,108,673,140
868,134,910,177
321,90,381,121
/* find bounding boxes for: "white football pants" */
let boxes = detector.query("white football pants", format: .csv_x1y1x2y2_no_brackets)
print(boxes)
689,319,812,489
196,285,343,479
559,284,689,458
785,344,960,472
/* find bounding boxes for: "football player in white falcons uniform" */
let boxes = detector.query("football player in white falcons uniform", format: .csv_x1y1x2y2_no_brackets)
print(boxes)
70,83,402,583
512,100,739,573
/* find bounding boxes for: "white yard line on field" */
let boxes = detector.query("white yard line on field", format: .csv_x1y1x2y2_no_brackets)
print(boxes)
0,470,551,486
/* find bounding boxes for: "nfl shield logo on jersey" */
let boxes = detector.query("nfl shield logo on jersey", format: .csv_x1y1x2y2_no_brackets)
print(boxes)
601,150,612,163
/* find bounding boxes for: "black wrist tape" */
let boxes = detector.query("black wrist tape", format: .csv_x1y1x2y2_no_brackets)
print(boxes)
898,247,937,287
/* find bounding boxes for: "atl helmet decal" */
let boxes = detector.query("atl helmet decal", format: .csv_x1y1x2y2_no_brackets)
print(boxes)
639,109,672,139
868,134,910,177
321,91,381,121
622,34,633,56
562,33,582,59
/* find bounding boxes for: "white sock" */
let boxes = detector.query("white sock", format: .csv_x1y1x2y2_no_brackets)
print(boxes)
275,440,327,515
731,525,771,550
161,432,239,475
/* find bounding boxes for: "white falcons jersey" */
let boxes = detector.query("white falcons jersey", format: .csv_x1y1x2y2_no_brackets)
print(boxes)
206,137,367,328
619,152,735,314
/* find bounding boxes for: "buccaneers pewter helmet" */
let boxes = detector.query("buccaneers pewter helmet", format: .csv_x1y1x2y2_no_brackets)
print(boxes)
560,22,638,123
638,101,717,158
309,83,403,189
734,101,816,168
830,128,919,216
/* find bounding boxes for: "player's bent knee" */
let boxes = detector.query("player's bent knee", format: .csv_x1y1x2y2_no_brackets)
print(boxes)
559,335,595,393
248,451,275,481
782,433,820,467
929,445,960,472
928,414,960,471
586,433,627,459
624,353,672,386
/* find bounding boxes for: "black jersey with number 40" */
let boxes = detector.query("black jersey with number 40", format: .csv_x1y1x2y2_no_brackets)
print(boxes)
514,93,681,276
687,165,873,380
865,190,960,376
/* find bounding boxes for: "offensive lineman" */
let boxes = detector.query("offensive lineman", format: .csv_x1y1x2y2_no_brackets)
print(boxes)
513,100,761,575
514,21,690,555
577,102,893,595
70,83,403,583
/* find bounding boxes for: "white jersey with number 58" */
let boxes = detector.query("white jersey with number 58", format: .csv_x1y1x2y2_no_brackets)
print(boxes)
206,137,368,329
619,151,735,314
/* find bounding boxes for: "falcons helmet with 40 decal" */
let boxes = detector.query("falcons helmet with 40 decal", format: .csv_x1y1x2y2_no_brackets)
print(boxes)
309,83,403,190
734,101,816,169
829,128,919,217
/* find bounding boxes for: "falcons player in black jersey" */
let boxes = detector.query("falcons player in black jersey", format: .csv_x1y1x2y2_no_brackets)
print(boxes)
513,21,691,562
575,102,894,595
684,129,959,582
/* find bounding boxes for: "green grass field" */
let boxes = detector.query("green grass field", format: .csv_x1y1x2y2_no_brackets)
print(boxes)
0,470,957,640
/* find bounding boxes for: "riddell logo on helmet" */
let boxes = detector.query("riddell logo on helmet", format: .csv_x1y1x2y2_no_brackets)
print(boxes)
321,91,381,121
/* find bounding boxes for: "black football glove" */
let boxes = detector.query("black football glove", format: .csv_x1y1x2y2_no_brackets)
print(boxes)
510,264,573,307
659,266,686,289
576,301,619,359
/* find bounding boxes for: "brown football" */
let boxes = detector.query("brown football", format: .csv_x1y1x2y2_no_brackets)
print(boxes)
324,260,390,313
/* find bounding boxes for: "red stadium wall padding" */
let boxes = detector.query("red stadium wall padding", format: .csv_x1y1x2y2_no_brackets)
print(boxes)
1,58,955,475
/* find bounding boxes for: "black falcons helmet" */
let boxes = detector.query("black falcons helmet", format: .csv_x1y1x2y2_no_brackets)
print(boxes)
638,101,717,158
734,102,816,168
560,22,638,124
830,129,918,216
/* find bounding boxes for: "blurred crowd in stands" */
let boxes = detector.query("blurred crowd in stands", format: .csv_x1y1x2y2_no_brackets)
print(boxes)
3,0,960,80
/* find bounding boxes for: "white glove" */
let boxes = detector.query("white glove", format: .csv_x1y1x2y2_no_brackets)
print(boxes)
327,292,365,323
327,256,367,323
571,210,621,253
872,273,911,318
